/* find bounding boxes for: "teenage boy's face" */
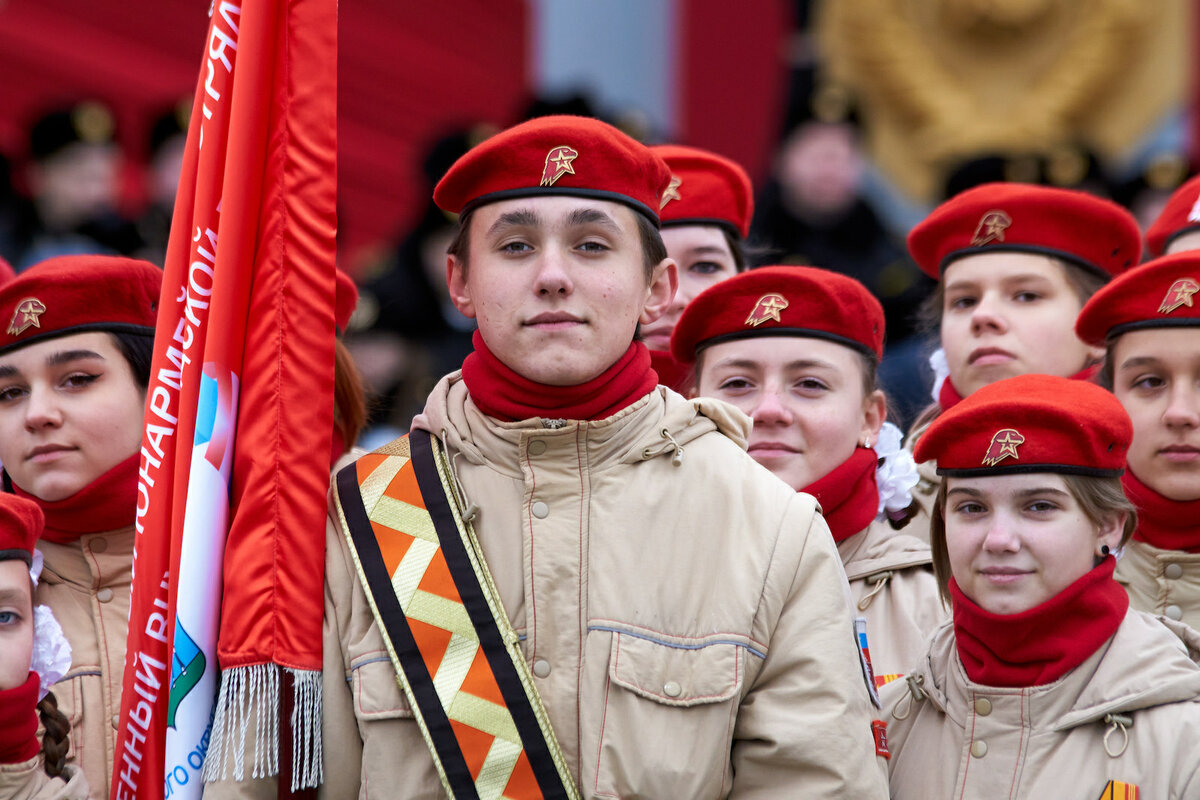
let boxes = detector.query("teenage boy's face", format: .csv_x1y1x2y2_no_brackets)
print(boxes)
1113,328,1200,501
940,252,1100,397
448,196,675,386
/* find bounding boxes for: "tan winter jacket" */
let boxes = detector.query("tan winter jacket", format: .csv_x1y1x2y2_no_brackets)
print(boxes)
0,760,89,800
205,376,890,798
839,520,946,684
902,420,939,545
881,610,1200,799
34,529,132,800
1115,540,1200,630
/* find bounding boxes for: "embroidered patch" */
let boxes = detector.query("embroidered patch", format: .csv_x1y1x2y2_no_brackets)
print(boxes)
855,618,881,709
540,145,579,187
982,428,1024,467
872,720,890,759
970,210,1011,246
7,297,46,336
1158,278,1199,315
660,175,682,209
745,293,788,327
874,673,903,688
1096,780,1139,799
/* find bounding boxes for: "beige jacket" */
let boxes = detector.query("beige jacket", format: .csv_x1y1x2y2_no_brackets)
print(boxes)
1115,540,1200,630
209,377,890,798
839,520,946,683
34,530,131,800
0,760,88,800
902,420,938,545
881,610,1200,799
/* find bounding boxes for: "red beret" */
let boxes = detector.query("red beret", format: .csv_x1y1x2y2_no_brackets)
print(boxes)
907,182,1141,280
0,255,161,355
0,494,43,565
671,265,884,364
335,268,358,333
433,115,671,224
1076,251,1200,345
913,374,1130,477
652,144,754,238
1146,174,1200,257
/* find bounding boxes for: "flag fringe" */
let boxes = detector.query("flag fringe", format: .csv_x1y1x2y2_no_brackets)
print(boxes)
202,665,323,788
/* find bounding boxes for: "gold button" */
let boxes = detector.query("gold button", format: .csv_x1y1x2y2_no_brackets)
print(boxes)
97,588,114,603
90,537,108,554
663,681,682,698
531,501,549,519
974,697,992,716
1165,563,1184,580
532,659,551,678
971,740,987,758
528,440,547,456
1166,604,1183,621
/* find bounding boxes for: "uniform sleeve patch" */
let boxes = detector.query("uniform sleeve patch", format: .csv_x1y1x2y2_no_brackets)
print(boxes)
872,719,890,759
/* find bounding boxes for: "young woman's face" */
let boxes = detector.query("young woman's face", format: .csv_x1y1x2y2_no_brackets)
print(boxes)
941,252,1100,397
944,473,1123,614
697,336,884,491
1112,328,1200,501
641,225,738,353
0,332,145,501
0,560,33,691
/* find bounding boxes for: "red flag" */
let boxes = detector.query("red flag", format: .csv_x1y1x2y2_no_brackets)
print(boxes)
112,2,336,798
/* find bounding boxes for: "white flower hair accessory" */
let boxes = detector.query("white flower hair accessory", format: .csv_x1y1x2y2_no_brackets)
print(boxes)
29,549,43,588
875,421,918,520
929,348,950,403
31,605,72,701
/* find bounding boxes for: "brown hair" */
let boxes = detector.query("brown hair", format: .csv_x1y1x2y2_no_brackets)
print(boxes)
37,691,70,778
447,207,668,284
928,473,1138,604
333,338,367,454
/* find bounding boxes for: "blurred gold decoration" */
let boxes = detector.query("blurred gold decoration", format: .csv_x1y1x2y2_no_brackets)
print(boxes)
72,101,115,144
1046,146,1087,187
1144,153,1189,191
818,0,1186,202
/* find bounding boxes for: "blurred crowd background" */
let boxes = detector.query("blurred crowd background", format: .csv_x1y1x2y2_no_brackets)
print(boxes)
0,0,1194,441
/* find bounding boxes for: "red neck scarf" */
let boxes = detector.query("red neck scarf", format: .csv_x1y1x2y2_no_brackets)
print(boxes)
648,349,693,395
0,673,40,765
939,365,1100,412
9,452,139,544
461,330,658,422
1123,469,1200,553
950,558,1128,687
802,447,879,543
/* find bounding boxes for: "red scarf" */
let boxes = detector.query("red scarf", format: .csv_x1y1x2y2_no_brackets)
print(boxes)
950,558,1128,687
648,349,693,395
939,364,1101,411
461,330,658,422
9,453,139,544
802,447,879,543
0,673,40,765
1123,470,1200,553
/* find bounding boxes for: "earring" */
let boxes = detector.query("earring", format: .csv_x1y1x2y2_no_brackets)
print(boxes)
1099,545,1111,557
861,435,872,448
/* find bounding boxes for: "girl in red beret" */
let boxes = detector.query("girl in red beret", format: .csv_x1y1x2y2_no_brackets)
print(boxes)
674,265,945,685
0,494,83,798
905,182,1142,536
640,145,754,393
0,254,160,800
1077,251,1200,629
884,374,1200,798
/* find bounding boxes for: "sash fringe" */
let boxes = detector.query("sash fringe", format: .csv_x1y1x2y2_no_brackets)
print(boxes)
202,664,323,790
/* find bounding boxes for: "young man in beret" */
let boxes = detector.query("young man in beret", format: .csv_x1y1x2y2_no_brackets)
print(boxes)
204,116,888,799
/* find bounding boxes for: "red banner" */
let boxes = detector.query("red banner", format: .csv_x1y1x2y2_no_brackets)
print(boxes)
112,1,336,797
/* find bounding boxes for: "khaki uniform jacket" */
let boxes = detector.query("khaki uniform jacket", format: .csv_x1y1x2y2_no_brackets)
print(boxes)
34,530,131,800
839,520,946,683
0,761,88,800
902,420,938,545
880,610,1200,799
207,377,890,798
1115,540,1200,630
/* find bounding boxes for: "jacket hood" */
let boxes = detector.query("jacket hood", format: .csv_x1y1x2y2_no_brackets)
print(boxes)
411,372,751,476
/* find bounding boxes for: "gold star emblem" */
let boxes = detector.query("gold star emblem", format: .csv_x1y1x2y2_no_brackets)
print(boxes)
7,298,46,336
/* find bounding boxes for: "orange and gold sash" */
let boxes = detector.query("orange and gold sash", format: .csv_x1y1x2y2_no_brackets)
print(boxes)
334,430,579,800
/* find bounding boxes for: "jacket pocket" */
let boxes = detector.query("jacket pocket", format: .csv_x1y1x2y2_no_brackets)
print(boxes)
592,631,744,799
351,655,413,721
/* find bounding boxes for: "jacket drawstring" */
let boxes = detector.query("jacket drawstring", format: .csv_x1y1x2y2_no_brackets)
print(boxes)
891,674,926,721
1102,713,1132,758
857,571,894,611
641,427,684,466
441,429,479,523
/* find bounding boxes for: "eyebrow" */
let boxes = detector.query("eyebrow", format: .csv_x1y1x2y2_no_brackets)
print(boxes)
711,357,838,371
683,245,729,257
565,207,620,230
1117,355,1163,371
486,209,541,236
0,586,29,607
947,486,1070,498
0,349,106,380
944,273,1054,292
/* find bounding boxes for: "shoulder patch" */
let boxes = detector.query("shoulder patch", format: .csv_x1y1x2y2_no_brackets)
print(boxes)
855,618,881,708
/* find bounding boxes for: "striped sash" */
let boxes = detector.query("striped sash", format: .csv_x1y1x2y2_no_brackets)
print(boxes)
334,430,579,800
1097,781,1139,800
